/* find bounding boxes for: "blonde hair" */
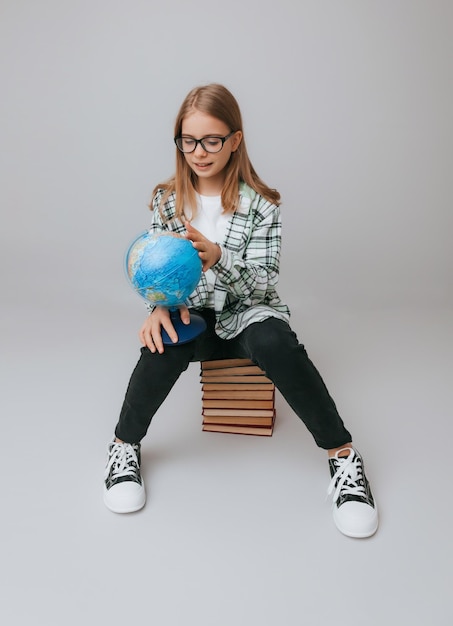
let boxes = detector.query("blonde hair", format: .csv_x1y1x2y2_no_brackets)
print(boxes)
151,83,280,218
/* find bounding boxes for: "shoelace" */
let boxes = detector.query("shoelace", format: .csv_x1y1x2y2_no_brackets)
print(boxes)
327,449,367,503
105,443,139,479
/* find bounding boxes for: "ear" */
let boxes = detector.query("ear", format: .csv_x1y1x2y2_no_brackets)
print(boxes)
231,130,243,152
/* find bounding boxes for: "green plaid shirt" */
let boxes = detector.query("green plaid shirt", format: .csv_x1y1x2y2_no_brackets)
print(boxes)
147,182,290,339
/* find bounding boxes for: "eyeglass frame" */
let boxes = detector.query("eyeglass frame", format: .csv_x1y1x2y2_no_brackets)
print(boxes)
174,131,236,154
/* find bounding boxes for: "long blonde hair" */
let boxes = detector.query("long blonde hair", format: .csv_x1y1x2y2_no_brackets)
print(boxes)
151,83,280,218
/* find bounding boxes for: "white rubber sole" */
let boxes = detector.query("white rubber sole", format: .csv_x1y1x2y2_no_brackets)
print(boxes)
103,481,146,514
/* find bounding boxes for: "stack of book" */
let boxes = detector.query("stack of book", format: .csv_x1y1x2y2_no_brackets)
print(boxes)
201,358,276,436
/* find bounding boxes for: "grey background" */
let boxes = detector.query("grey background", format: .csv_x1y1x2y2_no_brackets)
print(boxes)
1,1,452,625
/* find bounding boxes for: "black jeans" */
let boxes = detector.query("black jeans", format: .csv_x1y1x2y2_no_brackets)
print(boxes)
115,309,352,450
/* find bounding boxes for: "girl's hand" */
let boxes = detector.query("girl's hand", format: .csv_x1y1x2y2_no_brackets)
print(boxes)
184,221,221,272
139,305,190,354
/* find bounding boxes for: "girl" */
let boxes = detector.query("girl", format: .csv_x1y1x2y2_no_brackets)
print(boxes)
104,84,378,538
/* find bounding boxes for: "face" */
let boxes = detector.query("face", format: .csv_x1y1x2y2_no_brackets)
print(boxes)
180,110,242,195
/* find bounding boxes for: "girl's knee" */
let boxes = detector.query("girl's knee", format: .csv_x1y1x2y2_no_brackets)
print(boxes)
247,318,300,357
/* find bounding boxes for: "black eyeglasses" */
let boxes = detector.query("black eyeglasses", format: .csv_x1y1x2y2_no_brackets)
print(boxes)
174,131,235,154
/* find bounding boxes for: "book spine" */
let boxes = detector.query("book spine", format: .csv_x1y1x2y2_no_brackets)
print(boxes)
201,365,266,377
202,424,274,436
201,358,255,370
201,383,275,391
202,416,274,426
202,399,274,409
200,375,272,383
202,390,274,400
202,408,275,417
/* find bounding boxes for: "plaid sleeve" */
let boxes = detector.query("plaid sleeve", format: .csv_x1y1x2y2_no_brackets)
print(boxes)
148,190,186,235
213,197,282,307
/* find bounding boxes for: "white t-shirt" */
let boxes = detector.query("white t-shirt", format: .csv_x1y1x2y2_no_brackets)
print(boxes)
188,194,231,308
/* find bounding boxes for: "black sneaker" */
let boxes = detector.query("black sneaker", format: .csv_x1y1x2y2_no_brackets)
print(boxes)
103,441,146,513
327,448,378,538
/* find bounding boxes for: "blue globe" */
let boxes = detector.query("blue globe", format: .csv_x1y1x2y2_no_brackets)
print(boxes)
125,231,206,344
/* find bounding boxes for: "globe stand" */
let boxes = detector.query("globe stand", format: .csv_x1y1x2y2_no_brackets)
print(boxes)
160,309,207,345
